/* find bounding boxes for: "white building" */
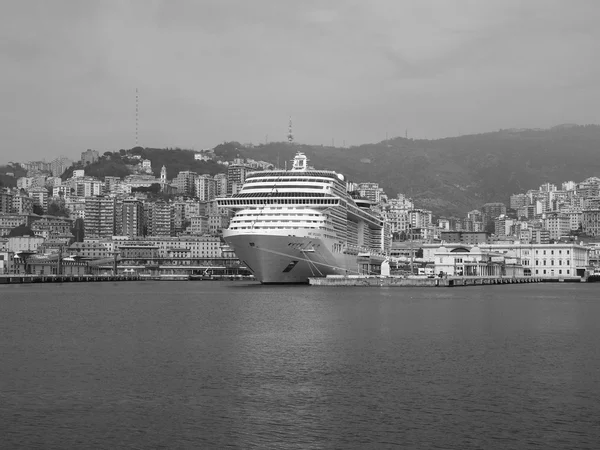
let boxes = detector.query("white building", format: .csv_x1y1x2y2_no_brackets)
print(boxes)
189,215,209,235
83,179,104,197
423,242,588,278
8,236,45,253
28,186,49,212
141,159,152,173
432,245,523,277
408,209,432,229
17,177,33,190
543,212,570,240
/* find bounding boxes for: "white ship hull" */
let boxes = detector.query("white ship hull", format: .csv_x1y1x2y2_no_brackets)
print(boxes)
224,230,381,284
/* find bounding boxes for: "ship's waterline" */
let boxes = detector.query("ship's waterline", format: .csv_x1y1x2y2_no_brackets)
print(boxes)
224,232,365,284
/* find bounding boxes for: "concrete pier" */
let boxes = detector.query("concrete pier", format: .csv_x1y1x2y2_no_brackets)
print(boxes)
308,275,583,287
0,274,143,284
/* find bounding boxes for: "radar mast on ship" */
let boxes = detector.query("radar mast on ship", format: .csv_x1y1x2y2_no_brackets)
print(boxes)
290,152,308,172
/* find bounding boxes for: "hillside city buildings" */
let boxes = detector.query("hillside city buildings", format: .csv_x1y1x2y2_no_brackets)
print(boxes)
1,147,599,277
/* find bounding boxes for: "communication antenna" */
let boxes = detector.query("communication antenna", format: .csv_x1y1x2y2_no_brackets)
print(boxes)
287,116,293,144
135,88,139,146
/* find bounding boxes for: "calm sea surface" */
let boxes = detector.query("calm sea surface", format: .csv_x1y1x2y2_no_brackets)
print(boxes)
1,282,599,449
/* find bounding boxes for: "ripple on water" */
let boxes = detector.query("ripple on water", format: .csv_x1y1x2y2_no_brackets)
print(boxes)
0,282,599,449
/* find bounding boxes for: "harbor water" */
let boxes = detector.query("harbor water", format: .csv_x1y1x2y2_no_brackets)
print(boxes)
1,282,599,449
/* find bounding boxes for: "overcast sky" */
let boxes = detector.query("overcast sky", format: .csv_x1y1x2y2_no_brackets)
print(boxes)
1,0,599,162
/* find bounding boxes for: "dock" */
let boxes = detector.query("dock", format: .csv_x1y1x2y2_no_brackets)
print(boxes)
308,275,584,287
0,274,256,284
0,274,143,284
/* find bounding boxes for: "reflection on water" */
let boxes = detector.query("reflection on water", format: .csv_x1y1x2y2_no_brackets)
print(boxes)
0,282,599,449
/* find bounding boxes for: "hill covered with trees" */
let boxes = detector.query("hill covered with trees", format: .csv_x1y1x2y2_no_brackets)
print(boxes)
61,147,226,181
0,163,27,188
237,125,600,215
52,124,600,216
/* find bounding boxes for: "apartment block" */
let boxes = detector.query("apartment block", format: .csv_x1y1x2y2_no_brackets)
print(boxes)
84,197,116,239
440,231,490,245
582,209,600,237
482,203,507,228
12,195,33,215
145,201,172,236
214,173,227,197
81,149,99,165
190,215,209,235
195,175,216,201
121,198,144,238
173,171,197,197
543,212,570,240
226,164,251,195
29,187,49,213
0,190,13,213
509,193,529,210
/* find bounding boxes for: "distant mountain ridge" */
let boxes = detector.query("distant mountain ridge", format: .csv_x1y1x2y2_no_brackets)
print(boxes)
7,124,600,217
238,124,600,216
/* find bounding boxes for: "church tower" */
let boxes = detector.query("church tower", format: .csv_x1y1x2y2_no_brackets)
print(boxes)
160,165,167,191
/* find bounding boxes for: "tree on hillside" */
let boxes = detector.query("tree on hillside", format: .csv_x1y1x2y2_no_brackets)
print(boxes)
47,199,70,217
214,142,242,160
139,147,226,179
60,162,82,180
132,183,162,195
32,204,44,215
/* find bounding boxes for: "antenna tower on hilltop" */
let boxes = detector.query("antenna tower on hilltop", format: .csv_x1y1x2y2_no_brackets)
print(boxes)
135,88,139,146
287,116,294,144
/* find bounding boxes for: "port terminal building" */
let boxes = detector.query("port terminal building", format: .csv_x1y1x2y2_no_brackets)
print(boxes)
422,242,589,278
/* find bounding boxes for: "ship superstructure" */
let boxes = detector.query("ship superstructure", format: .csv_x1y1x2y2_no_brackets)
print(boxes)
217,152,390,283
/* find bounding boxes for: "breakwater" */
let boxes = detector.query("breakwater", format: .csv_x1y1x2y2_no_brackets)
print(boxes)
308,275,584,287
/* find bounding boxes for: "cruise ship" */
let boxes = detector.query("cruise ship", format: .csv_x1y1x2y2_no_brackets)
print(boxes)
217,152,391,283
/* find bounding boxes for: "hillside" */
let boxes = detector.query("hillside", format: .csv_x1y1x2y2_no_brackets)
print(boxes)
61,147,226,181
0,164,27,188
239,125,600,216
50,124,600,216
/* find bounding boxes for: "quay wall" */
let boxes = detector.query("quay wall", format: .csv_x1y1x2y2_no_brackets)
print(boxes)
0,274,143,284
308,275,582,287
0,274,255,284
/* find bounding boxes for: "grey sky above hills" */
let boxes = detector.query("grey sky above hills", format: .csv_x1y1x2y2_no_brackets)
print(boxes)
1,0,600,162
